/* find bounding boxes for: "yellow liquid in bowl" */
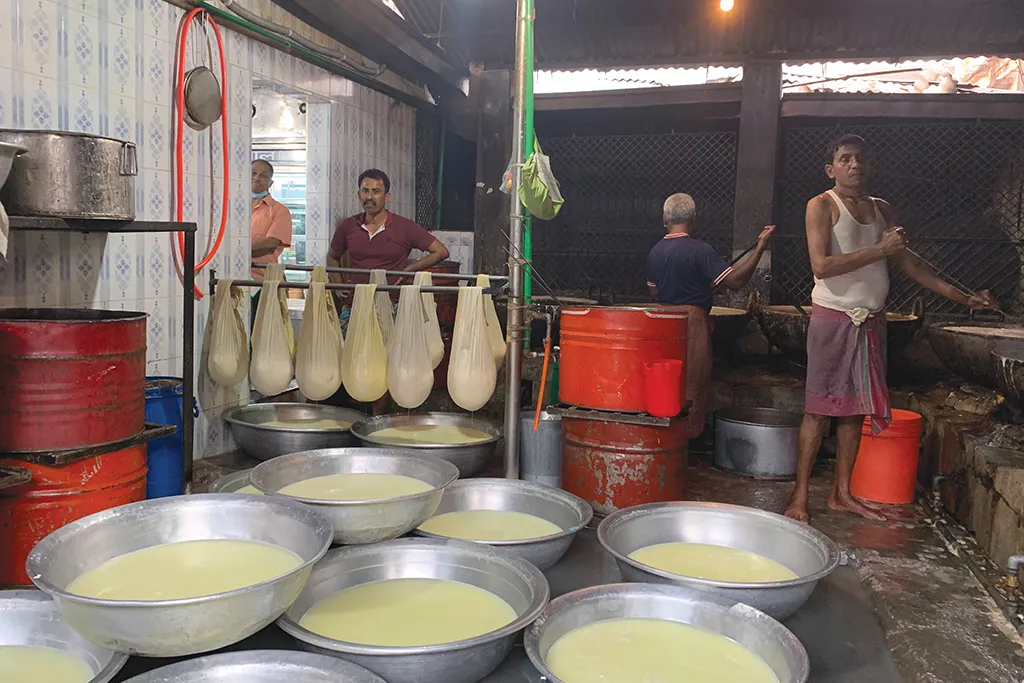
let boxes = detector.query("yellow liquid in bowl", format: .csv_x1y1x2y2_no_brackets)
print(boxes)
277,473,432,500
628,542,797,583
369,424,492,445
262,418,353,429
419,510,562,541
0,645,94,683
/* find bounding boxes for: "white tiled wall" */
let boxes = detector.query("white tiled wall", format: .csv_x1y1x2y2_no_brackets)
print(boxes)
0,0,416,459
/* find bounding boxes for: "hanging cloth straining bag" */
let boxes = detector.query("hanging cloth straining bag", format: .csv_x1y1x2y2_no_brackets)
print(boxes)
342,283,388,402
249,264,295,395
475,274,506,368
413,271,445,369
448,286,497,411
519,136,564,221
370,269,396,350
387,285,434,409
296,266,344,400
207,279,249,386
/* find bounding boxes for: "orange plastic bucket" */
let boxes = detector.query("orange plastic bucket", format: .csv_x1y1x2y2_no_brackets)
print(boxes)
850,409,923,505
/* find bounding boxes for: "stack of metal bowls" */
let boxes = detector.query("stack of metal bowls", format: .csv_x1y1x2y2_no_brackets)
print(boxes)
250,448,459,545
208,468,259,494
119,650,386,683
225,403,367,462
413,478,593,570
25,494,333,656
0,589,127,683
525,583,809,683
351,413,500,477
597,501,839,620
278,538,550,683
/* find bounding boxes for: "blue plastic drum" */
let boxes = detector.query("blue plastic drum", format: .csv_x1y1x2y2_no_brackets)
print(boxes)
143,376,197,498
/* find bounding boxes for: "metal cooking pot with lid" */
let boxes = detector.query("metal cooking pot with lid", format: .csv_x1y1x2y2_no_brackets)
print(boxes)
0,129,137,220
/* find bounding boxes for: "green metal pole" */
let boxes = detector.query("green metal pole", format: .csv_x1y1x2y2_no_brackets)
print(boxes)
433,117,446,230
521,0,535,304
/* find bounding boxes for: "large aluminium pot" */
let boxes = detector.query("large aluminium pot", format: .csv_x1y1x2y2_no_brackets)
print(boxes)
756,305,921,364
929,322,1024,388
714,408,802,480
994,341,1024,404
0,129,137,219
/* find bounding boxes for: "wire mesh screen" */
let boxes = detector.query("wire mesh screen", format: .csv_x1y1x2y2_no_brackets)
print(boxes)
415,111,441,227
533,130,739,299
773,120,1024,316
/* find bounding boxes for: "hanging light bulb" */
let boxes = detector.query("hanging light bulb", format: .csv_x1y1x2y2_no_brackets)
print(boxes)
720,0,735,11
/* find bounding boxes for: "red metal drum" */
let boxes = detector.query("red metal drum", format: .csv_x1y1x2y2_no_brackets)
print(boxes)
0,446,147,585
561,418,688,516
414,260,461,328
0,309,147,452
558,306,688,412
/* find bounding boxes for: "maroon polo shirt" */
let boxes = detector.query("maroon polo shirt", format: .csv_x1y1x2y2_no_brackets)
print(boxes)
329,211,437,292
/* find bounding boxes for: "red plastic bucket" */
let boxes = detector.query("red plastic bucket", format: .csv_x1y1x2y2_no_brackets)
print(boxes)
643,359,683,417
850,409,923,505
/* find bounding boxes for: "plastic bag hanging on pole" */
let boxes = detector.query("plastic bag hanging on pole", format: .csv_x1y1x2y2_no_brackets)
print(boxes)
476,274,506,368
207,279,249,386
249,263,295,396
296,266,344,400
448,286,497,411
387,285,434,409
413,271,445,369
341,283,388,402
370,269,396,350
519,137,563,220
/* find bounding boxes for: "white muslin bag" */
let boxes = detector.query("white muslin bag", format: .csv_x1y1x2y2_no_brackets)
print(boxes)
296,266,344,400
447,286,497,411
413,271,444,369
370,269,396,350
476,274,506,368
249,264,295,395
207,279,249,386
387,285,434,409
341,283,389,402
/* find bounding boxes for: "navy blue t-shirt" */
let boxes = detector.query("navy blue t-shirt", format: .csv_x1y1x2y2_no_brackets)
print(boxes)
646,234,732,311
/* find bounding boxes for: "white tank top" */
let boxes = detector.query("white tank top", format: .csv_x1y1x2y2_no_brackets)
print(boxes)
810,190,890,313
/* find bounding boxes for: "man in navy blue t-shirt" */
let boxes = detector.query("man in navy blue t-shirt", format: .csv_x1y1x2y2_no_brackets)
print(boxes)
647,193,774,439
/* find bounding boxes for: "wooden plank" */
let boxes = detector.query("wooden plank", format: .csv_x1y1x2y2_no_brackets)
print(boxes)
781,93,1024,120
535,83,742,111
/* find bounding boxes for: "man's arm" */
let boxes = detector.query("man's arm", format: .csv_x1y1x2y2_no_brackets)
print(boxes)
407,238,449,273
252,205,292,258
806,195,902,279
251,237,282,257
883,201,997,309
719,226,775,290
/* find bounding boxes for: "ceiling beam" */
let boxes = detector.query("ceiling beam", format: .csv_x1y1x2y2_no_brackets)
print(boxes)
781,93,1024,120
273,0,469,98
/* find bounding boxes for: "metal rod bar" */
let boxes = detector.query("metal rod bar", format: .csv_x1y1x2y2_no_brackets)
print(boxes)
249,262,508,282
182,231,195,490
222,279,503,294
504,0,533,480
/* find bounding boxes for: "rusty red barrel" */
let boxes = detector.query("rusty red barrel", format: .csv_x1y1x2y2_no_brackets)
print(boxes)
0,309,147,452
559,305,688,412
0,446,147,585
561,418,688,516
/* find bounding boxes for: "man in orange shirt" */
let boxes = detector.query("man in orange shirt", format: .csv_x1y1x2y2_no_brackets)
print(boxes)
250,159,293,280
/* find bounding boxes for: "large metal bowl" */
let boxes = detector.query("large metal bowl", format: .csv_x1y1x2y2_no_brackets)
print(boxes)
250,448,460,545
524,583,809,683
225,403,368,462
278,538,550,683
351,412,500,477
929,322,1024,388
413,478,593,570
26,494,333,657
0,589,127,683
208,468,259,493
597,501,839,620
119,650,385,683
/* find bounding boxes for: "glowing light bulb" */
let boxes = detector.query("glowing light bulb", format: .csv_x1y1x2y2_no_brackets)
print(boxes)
720,0,735,11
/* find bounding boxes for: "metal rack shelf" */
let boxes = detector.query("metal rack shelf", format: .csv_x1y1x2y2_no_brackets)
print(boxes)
251,261,509,282
546,403,689,428
8,216,198,485
0,464,31,491
0,423,177,467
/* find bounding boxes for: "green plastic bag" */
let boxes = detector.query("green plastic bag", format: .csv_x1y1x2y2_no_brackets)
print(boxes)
518,137,564,220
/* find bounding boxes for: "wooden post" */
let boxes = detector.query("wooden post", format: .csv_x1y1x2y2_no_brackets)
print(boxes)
473,70,514,276
729,61,782,308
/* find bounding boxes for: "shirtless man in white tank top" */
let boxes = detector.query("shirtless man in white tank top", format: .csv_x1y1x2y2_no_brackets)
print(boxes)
785,134,998,523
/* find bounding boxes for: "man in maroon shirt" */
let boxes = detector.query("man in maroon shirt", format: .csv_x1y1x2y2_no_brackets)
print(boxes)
327,168,449,413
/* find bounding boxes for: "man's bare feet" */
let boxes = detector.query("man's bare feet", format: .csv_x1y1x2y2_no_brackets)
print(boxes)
784,496,810,523
827,490,887,521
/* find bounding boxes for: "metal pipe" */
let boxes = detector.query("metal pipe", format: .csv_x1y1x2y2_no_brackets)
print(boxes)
250,262,508,282
222,279,502,294
1007,555,1024,623
182,231,196,490
1009,555,1024,585
521,0,535,306
504,0,532,480
434,117,446,230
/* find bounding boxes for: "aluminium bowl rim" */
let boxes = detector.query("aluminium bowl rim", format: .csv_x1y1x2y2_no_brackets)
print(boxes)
248,448,460,507
522,581,810,683
277,538,551,656
26,494,333,609
596,501,840,590
411,478,593,547
224,402,365,433
350,412,502,449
